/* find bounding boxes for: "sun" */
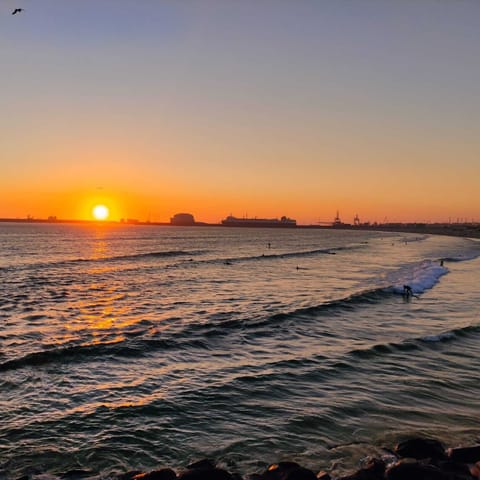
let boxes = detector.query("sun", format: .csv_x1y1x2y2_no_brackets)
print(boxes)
92,204,109,221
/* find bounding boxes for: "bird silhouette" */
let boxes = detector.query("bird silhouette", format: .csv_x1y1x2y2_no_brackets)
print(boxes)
12,8,24,15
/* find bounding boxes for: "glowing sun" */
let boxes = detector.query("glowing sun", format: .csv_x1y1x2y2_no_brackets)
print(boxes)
92,204,109,221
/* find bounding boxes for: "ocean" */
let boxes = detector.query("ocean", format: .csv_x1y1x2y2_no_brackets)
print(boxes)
1,223,479,478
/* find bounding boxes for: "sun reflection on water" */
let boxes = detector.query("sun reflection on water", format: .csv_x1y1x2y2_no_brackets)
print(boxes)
91,230,109,260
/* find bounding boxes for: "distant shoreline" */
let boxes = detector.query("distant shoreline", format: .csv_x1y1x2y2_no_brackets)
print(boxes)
0,218,479,239
332,223,480,239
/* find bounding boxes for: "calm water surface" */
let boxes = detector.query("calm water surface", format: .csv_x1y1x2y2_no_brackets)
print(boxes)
1,223,479,478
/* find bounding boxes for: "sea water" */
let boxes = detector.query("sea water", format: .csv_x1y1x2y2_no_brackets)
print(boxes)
1,223,479,478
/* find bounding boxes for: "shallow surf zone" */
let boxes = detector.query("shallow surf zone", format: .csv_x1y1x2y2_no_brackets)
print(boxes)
385,260,448,295
1,224,480,478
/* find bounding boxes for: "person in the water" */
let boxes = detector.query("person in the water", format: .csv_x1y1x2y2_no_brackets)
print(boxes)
403,285,413,298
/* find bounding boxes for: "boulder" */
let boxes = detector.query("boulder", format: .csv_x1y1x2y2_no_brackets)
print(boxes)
336,458,385,480
471,462,480,479
133,469,177,480
394,438,446,461
178,468,233,480
262,463,301,480
436,460,472,479
187,460,217,471
448,446,480,464
283,467,317,480
386,460,446,480
316,472,331,480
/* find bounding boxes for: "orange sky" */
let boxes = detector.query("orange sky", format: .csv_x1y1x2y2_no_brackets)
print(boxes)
1,1,479,225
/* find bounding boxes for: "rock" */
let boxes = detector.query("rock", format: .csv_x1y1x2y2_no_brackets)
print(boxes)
394,438,447,461
316,472,331,480
283,467,317,480
386,460,446,480
263,463,301,480
336,458,385,480
133,469,177,480
178,467,233,480
180,459,235,480
436,460,472,479
473,465,480,475
471,462,480,479
363,458,385,479
187,460,217,471
448,446,480,464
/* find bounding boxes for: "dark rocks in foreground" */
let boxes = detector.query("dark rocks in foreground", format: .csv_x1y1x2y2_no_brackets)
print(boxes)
394,438,447,461
133,469,177,480
15,438,480,480
449,447,480,464
185,439,478,480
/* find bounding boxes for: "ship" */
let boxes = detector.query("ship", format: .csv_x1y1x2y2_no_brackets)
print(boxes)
221,215,296,228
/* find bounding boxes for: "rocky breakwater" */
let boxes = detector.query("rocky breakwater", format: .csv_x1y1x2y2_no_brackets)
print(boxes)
28,438,480,480
109,438,480,480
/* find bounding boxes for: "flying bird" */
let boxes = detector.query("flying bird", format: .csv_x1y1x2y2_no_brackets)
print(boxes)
12,8,24,15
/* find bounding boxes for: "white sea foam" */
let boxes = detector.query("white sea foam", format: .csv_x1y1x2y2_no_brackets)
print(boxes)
422,332,455,342
387,260,448,295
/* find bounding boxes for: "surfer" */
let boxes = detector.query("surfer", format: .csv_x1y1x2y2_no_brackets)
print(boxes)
403,285,413,298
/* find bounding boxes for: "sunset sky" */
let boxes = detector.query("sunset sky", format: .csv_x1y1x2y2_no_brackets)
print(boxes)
1,0,479,224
